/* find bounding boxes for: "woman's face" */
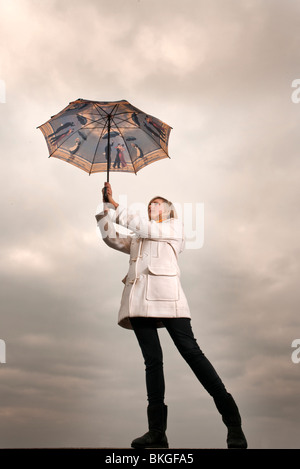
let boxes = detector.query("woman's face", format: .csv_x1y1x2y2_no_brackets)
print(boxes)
148,198,164,221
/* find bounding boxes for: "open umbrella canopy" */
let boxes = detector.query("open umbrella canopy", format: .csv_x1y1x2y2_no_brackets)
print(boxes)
37,99,172,176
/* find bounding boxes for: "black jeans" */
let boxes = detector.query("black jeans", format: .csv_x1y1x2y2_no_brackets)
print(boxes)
130,317,229,407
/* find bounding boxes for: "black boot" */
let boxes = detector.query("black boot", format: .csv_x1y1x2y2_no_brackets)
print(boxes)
131,403,169,449
214,393,248,449
226,426,248,449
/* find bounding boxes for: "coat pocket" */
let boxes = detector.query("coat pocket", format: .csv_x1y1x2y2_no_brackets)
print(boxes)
146,266,179,301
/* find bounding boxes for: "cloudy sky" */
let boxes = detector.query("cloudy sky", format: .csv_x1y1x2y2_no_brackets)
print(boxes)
0,0,300,449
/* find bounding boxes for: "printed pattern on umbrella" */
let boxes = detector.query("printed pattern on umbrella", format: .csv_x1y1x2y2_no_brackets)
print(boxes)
37,99,172,174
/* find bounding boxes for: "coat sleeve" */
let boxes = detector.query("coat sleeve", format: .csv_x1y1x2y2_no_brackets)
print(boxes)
95,208,132,255
111,204,184,242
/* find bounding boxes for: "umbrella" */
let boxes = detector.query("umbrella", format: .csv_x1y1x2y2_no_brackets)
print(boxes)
37,99,172,201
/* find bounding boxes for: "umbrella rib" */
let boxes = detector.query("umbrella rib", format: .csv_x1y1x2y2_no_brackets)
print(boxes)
93,103,142,130
94,103,119,119
110,116,139,129
48,103,118,169
47,129,82,158
109,112,141,129
111,117,138,174
88,118,109,175
81,115,107,125
47,113,108,158
88,103,120,175
140,123,171,158
111,109,171,158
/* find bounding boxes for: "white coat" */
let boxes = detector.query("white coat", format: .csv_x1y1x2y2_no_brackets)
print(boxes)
96,204,191,330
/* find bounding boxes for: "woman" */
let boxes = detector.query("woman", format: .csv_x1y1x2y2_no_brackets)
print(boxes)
95,182,247,449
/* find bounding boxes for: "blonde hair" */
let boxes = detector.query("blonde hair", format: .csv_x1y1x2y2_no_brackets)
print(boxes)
148,196,177,220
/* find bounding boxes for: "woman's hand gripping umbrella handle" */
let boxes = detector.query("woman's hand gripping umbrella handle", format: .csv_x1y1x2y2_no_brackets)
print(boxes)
103,185,109,203
102,182,119,209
